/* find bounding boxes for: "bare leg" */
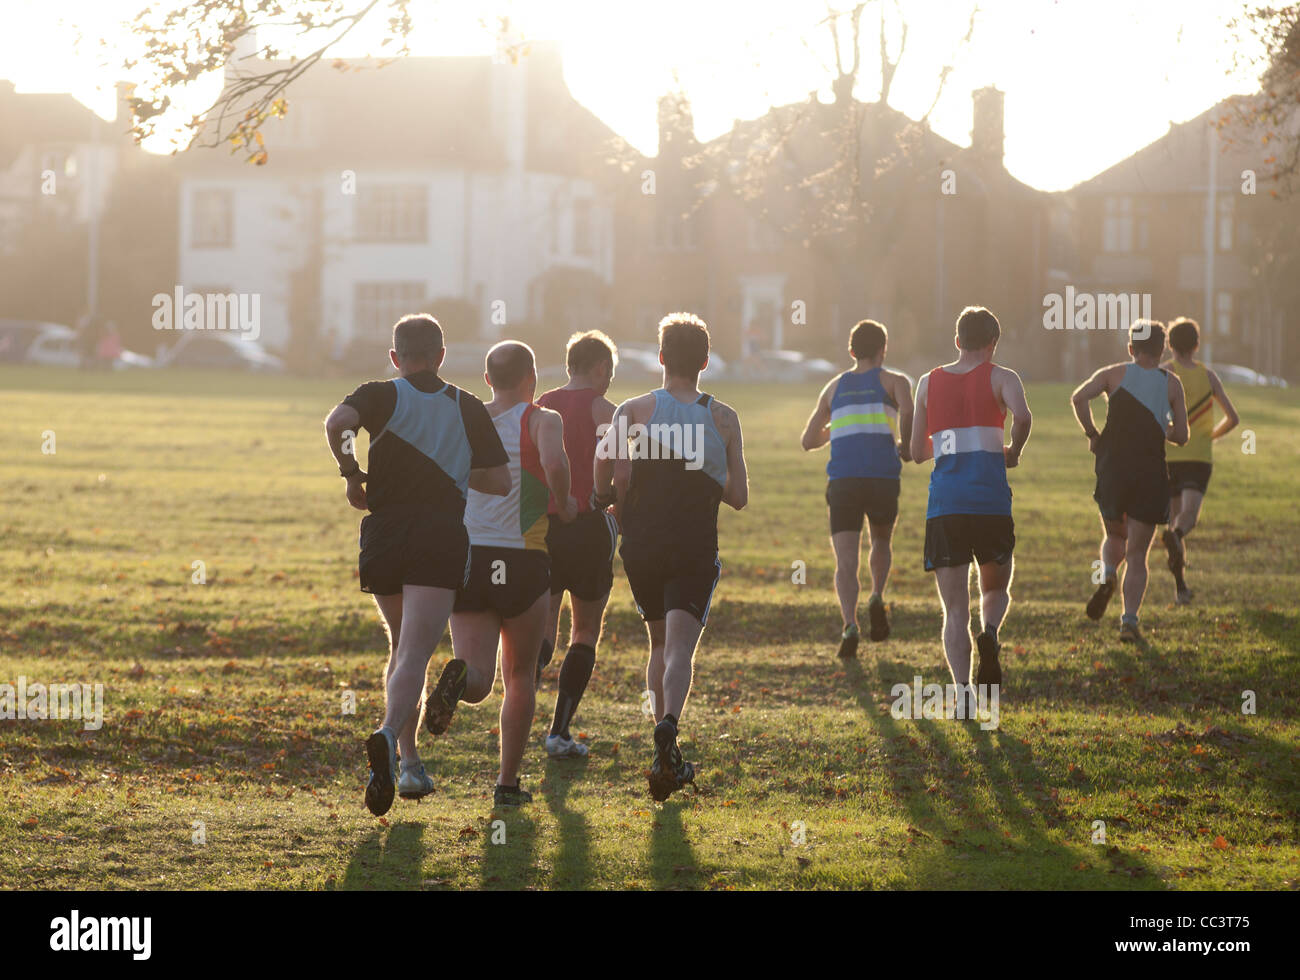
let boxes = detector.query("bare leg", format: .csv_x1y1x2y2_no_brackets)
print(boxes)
498,592,547,786
977,558,1013,638
1174,489,1204,539
372,593,421,763
1101,515,1127,576
660,609,705,722
866,519,895,598
449,610,502,704
934,565,973,686
381,585,456,737
645,619,666,721
830,530,861,627
1122,519,1157,621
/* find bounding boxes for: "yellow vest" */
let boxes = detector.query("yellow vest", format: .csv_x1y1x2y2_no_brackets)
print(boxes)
1166,359,1213,462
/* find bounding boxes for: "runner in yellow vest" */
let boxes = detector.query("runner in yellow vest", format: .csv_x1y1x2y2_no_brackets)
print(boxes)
1161,318,1240,605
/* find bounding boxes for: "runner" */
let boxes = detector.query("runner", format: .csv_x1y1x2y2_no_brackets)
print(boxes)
800,319,913,657
428,341,578,807
593,313,748,802
1071,319,1189,643
536,331,620,759
910,306,1032,703
323,314,510,817
1160,317,1239,604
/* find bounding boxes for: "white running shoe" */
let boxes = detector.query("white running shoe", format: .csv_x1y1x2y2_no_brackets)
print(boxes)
398,763,435,800
545,734,589,759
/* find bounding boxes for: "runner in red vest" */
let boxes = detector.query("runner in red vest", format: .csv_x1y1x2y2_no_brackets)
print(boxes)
910,307,1032,705
536,331,620,759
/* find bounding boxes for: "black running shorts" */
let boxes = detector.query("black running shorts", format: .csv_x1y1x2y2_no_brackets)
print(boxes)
621,547,721,626
1167,461,1212,497
359,511,470,595
923,514,1015,571
1095,459,1170,525
454,545,551,619
546,510,618,601
826,477,900,534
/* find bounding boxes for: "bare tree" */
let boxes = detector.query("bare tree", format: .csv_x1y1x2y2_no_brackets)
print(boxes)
117,1,520,163
1227,2,1300,190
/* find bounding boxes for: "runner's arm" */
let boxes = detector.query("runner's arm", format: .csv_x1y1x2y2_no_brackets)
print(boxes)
997,367,1033,468
718,402,749,511
1206,369,1240,440
889,371,914,463
799,379,835,451
464,393,511,496
1166,374,1189,446
909,375,931,463
1070,366,1113,448
468,465,510,495
593,399,632,504
536,408,577,522
324,402,367,510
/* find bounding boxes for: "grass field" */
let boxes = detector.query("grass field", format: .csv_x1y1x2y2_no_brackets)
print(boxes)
1,364,1296,890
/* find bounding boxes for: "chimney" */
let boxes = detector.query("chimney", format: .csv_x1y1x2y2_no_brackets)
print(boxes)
971,85,1004,168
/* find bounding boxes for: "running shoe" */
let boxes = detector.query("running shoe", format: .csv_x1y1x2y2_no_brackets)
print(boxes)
545,733,589,759
974,630,1002,688
647,719,695,802
1175,587,1194,606
837,623,860,660
398,763,435,800
867,595,890,641
1119,620,1142,644
364,728,397,816
493,783,533,807
1086,577,1116,621
424,659,469,735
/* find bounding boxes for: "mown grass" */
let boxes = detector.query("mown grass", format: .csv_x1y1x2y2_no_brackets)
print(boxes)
0,364,1296,890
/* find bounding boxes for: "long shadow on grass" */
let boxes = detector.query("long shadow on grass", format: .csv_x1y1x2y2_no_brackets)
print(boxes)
481,808,538,890
649,801,699,891
542,758,592,890
843,658,1161,888
340,821,424,889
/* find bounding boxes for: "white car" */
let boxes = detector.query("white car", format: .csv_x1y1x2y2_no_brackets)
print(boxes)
24,325,81,368
617,342,728,379
159,333,283,372
735,349,838,383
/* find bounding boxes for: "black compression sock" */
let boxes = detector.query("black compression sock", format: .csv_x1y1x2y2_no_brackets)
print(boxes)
550,643,596,738
537,637,554,674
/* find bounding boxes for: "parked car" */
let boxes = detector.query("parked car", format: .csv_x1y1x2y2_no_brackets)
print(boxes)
616,342,728,380
24,325,81,368
158,333,284,373
1211,363,1288,388
735,349,837,383
0,319,58,363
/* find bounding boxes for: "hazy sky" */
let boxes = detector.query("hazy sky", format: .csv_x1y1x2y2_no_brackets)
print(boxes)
0,0,1267,190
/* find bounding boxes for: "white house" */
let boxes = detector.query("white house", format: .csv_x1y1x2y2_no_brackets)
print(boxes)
177,42,620,355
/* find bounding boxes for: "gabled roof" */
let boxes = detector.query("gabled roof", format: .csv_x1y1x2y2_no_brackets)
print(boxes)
178,43,628,181
1073,95,1269,195
0,79,109,169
